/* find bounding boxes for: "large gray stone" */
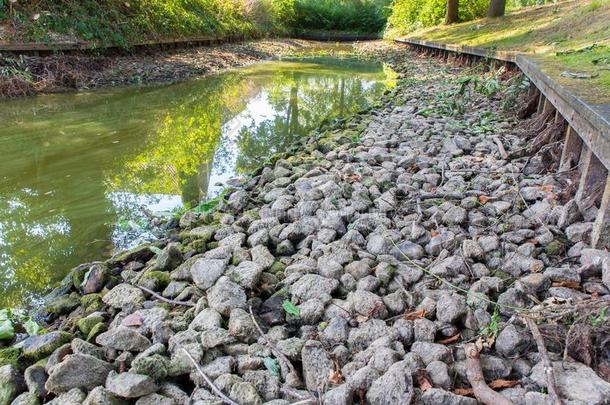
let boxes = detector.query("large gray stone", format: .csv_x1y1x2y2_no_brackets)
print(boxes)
105,371,158,399
227,261,264,289
207,277,247,316
83,386,129,405
530,361,610,404
290,274,339,302
102,284,145,310
301,340,333,392
45,354,114,394
366,360,414,404
190,259,227,290
96,326,151,352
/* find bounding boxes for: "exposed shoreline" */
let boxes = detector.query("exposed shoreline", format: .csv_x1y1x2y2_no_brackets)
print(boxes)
1,42,609,404
0,39,387,100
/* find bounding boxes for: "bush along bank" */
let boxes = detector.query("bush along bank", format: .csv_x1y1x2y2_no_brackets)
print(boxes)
2,44,610,404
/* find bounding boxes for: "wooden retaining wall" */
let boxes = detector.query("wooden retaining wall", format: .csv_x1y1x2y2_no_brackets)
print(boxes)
396,38,610,249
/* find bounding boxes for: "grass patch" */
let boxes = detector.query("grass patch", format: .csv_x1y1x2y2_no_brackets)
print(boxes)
392,0,610,103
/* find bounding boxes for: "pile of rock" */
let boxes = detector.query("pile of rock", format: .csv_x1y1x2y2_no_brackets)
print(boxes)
1,46,609,405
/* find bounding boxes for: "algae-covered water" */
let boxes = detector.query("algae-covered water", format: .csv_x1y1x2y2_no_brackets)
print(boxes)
0,57,396,307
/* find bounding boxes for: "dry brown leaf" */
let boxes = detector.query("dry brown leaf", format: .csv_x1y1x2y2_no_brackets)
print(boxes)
403,308,426,320
454,387,475,397
416,369,433,391
329,369,344,385
431,230,440,237
478,195,490,205
540,184,554,193
488,379,521,389
552,281,581,289
438,333,461,345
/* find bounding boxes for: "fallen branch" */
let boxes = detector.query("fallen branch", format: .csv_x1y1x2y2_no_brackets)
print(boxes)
135,285,195,307
493,136,509,160
249,306,300,384
464,343,513,405
524,317,563,405
180,347,239,405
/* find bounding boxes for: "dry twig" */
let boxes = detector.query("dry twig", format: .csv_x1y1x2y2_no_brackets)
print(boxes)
249,306,300,384
135,285,195,307
180,347,239,405
464,343,513,405
524,317,563,405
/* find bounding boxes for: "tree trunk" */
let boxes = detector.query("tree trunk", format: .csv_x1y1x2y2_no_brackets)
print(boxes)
445,0,459,24
488,0,506,17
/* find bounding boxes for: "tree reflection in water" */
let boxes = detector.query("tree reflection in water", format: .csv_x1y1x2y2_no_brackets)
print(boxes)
0,57,395,307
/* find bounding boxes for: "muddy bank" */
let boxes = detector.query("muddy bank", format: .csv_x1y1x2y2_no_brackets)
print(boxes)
1,43,610,405
0,39,379,99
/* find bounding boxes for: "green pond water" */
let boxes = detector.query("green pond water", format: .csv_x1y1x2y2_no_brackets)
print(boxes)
0,56,396,307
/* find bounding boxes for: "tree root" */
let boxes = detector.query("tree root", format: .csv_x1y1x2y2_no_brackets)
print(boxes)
464,343,513,405
510,120,566,159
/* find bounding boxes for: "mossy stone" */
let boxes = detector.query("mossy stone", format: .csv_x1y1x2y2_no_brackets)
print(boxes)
22,331,73,361
77,315,104,335
86,322,107,343
0,347,21,369
139,271,171,291
207,241,219,250
131,354,169,381
190,239,207,253
71,264,90,290
45,294,80,316
269,261,286,275
81,294,103,313
545,240,564,256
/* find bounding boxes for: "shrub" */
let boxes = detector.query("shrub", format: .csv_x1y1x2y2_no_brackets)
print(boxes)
292,0,391,34
385,0,489,37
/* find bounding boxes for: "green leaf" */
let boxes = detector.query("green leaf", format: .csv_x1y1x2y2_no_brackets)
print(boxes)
264,357,280,377
0,319,15,340
282,300,300,317
24,318,42,336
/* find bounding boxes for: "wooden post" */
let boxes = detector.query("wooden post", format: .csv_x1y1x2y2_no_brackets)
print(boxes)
576,147,607,221
592,175,610,249
559,126,583,172
537,94,546,113
542,98,555,115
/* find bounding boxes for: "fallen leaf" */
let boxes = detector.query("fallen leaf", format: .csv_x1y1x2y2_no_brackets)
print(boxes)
416,369,433,391
329,369,344,385
438,333,461,345
431,230,440,237
489,379,521,389
552,281,581,289
454,387,475,397
121,313,143,327
403,308,426,320
539,184,554,193
478,195,490,205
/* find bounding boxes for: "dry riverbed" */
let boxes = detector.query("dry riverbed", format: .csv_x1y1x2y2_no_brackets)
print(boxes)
1,44,610,405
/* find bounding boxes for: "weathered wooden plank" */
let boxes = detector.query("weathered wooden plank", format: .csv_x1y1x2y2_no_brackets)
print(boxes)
559,126,583,172
394,38,516,62
592,175,610,249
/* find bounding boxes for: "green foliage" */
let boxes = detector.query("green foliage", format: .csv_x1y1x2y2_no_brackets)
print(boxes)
0,309,43,340
4,0,293,47
282,300,300,317
386,0,489,36
292,0,391,34
480,306,501,340
591,307,607,327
